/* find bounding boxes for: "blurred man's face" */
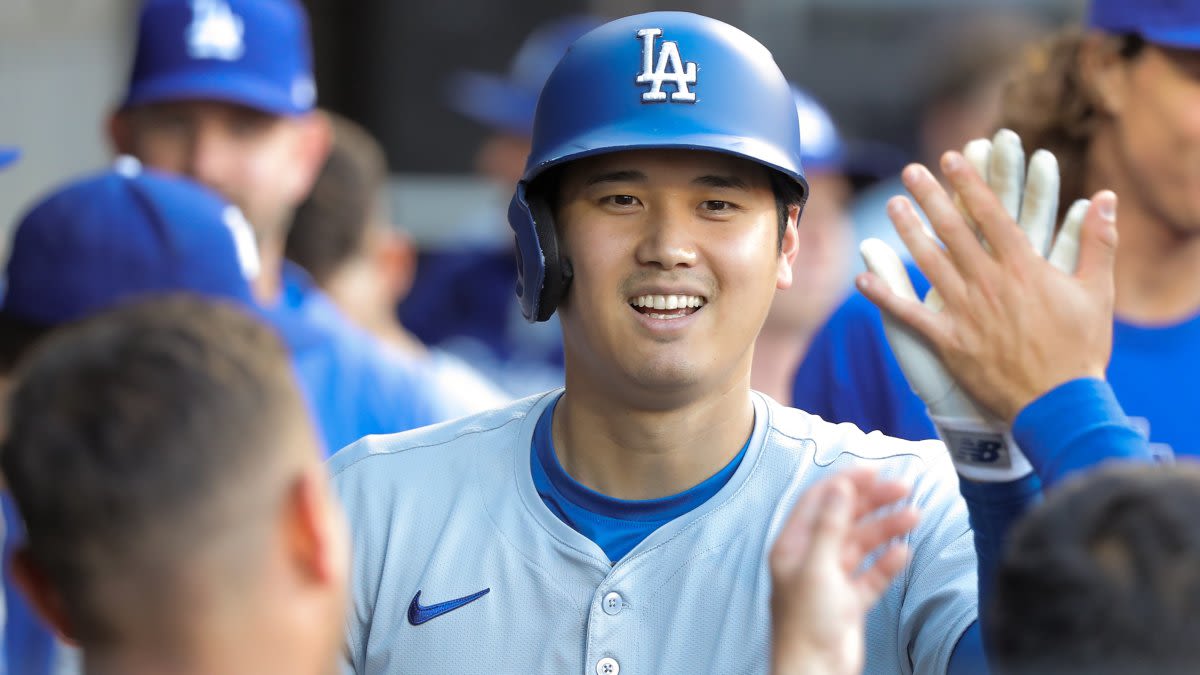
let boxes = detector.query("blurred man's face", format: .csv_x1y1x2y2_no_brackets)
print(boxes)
1097,42,1200,235
474,132,531,193
765,172,852,333
112,101,322,245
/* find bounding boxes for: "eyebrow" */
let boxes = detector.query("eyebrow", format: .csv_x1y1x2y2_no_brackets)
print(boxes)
692,174,749,190
582,171,749,190
584,170,646,187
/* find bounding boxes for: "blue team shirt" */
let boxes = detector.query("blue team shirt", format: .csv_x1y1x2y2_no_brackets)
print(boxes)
793,263,1194,460
531,395,749,563
265,263,439,454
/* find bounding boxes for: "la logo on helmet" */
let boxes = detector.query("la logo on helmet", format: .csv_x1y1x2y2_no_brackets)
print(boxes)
187,0,245,61
636,28,697,103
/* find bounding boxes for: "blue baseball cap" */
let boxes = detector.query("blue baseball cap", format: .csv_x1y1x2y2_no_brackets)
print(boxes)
0,147,18,169
122,0,316,116
1089,0,1200,49
447,15,605,136
0,156,259,328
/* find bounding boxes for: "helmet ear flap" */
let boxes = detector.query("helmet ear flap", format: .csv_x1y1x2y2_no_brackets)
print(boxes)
528,194,572,322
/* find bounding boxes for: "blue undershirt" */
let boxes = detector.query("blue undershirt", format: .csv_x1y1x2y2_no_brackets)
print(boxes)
531,397,750,563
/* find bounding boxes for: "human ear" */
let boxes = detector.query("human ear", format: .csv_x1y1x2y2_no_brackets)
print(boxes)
777,204,802,289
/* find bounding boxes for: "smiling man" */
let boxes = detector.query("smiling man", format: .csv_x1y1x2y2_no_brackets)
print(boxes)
332,13,976,674
106,0,443,455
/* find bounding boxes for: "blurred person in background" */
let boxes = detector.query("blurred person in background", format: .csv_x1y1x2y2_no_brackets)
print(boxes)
849,13,1047,272
286,113,509,417
106,0,442,454
4,296,349,675
753,87,853,405
399,15,603,397
0,160,264,674
791,0,1198,462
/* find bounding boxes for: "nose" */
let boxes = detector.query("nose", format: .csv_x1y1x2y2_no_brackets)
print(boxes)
634,202,698,270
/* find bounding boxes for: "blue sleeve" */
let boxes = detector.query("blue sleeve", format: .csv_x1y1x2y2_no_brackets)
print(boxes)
958,474,1041,634
948,621,987,674
791,286,937,441
945,378,1150,674
1012,377,1152,489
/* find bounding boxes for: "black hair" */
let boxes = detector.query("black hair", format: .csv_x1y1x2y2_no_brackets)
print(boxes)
988,463,1200,674
2,295,308,646
285,114,387,286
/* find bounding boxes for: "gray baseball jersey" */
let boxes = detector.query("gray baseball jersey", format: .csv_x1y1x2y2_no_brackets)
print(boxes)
331,390,977,674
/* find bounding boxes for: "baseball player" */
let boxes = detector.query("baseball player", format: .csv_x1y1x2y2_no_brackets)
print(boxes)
333,13,986,673
107,0,444,453
792,0,1200,463
0,159,264,674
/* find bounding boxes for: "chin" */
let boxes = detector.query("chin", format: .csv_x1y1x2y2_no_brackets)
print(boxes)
626,360,704,392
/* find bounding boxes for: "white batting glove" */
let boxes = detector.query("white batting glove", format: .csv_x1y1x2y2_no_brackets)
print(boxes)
860,129,1090,483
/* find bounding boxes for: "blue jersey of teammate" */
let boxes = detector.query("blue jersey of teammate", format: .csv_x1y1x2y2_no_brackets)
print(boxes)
793,263,1190,461
267,263,441,454
400,246,566,396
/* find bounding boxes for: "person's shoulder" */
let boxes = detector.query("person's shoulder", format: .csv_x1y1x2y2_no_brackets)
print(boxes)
424,347,512,415
327,391,550,479
768,398,949,475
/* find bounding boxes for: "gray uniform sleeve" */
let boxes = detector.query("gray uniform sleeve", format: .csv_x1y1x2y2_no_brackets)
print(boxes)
897,450,979,674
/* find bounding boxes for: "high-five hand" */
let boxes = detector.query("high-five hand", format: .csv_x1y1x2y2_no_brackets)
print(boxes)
858,129,1117,482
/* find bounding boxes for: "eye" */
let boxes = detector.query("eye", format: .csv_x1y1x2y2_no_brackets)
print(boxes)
603,195,641,208
229,114,273,138
700,200,736,213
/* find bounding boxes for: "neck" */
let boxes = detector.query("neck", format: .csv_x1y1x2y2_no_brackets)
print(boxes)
1088,139,1200,324
552,375,755,500
361,308,429,359
751,325,812,406
251,237,286,305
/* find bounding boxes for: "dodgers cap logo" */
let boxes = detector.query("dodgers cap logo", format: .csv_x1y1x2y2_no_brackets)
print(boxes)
636,28,697,102
186,0,245,61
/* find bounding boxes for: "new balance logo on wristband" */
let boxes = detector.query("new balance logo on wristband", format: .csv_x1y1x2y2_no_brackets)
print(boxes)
945,431,1011,468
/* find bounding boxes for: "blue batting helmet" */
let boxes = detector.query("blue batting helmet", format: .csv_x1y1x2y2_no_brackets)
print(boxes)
508,11,809,322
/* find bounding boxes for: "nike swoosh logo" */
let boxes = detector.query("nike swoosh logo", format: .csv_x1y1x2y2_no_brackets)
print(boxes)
407,588,491,626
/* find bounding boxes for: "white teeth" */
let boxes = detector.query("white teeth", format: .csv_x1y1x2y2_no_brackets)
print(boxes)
630,294,706,309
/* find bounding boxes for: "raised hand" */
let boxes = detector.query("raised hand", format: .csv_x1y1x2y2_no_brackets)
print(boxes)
857,129,1117,482
770,469,918,675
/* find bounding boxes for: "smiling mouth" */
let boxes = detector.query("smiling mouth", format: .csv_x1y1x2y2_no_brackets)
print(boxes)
629,294,707,320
